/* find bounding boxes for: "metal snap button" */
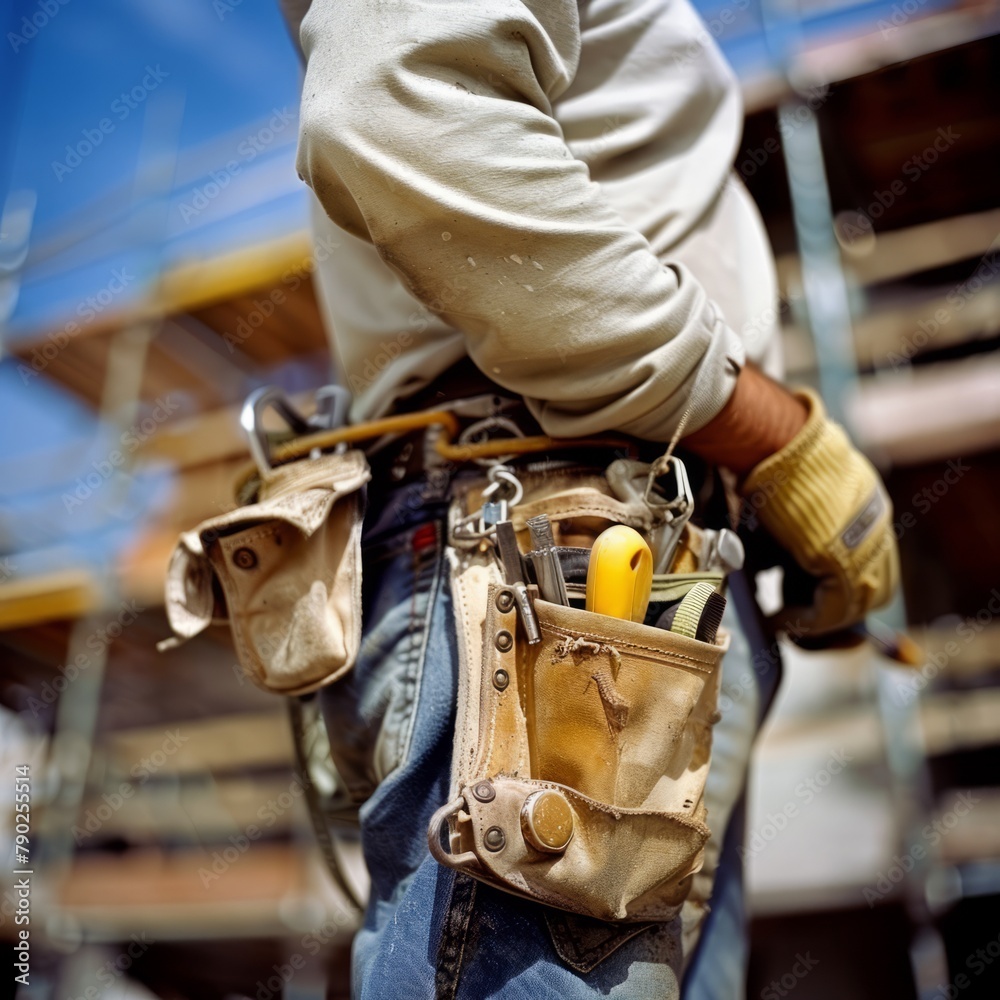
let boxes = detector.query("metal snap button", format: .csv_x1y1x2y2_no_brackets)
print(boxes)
495,589,515,614
492,669,509,691
521,790,574,853
472,781,496,803
233,546,258,570
494,629,513,653
484,826,506,852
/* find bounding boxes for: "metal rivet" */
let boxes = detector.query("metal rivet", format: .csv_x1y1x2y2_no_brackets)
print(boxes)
494,629,513,653
472,781,495,803
495,589,515,614
484,826,506,852
233,547,258,570
492,669,509,691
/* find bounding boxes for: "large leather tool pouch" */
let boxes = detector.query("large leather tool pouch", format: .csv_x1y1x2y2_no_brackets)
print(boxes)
160,449,370,696
430,478,729,923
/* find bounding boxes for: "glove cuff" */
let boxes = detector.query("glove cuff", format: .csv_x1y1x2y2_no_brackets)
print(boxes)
741,388,876,570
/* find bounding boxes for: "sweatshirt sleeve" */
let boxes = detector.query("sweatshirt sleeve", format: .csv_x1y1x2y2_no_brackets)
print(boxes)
295,0,745,441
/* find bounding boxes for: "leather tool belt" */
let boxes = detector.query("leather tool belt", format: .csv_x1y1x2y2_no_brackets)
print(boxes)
159,383,732,925
428,467,729,923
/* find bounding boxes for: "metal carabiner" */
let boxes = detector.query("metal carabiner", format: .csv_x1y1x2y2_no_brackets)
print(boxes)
647,455,695,575
240,387,313,475
480,465,524,531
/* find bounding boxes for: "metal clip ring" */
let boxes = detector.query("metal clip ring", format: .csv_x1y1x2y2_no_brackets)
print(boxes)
427,795,479,868
482,466,524,508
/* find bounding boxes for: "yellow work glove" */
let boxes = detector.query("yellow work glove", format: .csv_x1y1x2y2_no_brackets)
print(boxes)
740,387,899,638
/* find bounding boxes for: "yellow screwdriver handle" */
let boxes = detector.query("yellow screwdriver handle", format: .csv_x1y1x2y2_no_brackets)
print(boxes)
585,525,653,622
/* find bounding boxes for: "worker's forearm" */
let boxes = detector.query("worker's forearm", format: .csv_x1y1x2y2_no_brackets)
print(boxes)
682,364,808,475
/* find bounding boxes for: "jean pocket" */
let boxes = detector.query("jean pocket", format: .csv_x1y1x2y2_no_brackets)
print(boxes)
320,520,445,802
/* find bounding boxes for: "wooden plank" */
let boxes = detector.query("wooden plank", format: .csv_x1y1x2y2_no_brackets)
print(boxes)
915,623,1000,679
107,711,294,776
921,689,1000,757
136,391,319,469
849,355,1000,465
776,209,1000,296
852,283,1000,369
789,6,1000,93
0,569,105,631
936,789,1000,865
76,775,312,840
742,5,1000,115
755,687,1000,764
54,844,359,941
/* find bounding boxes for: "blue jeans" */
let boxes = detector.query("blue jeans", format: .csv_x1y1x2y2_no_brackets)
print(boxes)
320,480,780,999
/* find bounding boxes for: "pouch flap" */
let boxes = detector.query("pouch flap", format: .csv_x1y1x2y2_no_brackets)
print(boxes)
161,450,371,696
457,776,709,922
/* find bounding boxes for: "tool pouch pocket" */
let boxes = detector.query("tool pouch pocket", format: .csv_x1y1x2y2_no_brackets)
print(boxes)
430,570,728,923
160,449,370,696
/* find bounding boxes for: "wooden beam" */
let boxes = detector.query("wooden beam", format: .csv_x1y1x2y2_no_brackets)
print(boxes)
0,569,105,631
742,5,1000,115
55,844,359,941
776,208,1000,297
107,711,294,776
849,355,1000,465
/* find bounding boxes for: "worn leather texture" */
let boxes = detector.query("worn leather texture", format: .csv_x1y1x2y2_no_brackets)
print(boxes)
436,473,727,923
161,449,370,695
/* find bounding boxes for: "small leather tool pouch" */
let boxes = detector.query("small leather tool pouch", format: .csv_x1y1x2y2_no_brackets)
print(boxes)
431,477,728,923
160,449,370,696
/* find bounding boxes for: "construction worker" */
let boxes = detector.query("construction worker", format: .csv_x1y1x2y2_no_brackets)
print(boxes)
280,0,899,996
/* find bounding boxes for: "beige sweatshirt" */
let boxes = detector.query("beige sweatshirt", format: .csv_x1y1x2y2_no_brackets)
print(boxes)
294,0,779,440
